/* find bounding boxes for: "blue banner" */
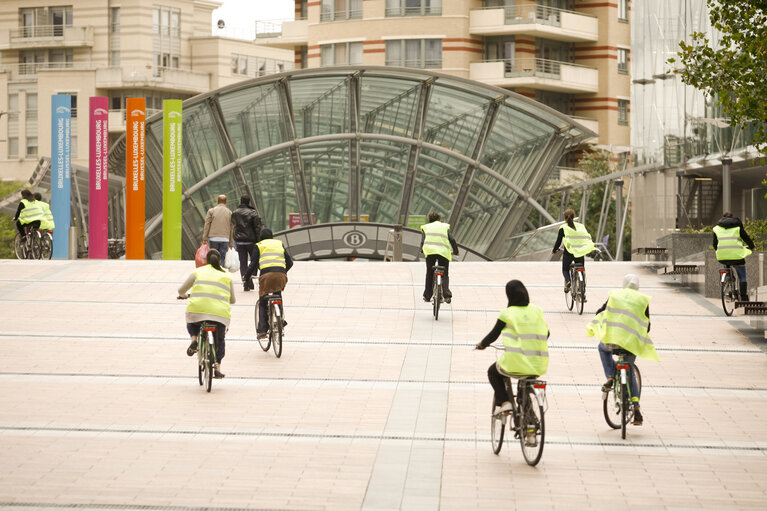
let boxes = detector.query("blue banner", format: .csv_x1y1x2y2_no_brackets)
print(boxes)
51,95,72,259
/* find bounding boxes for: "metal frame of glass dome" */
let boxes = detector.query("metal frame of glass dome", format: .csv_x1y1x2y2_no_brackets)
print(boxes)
110,66,594,260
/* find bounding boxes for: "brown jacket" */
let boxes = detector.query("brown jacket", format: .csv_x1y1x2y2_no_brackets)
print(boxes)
202,204,234,245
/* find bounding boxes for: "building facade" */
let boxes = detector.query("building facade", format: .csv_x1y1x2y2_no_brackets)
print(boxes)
258,0,632,153
0,0,294,181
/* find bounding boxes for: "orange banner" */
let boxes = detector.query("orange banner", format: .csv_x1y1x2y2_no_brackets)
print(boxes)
125,98,146,259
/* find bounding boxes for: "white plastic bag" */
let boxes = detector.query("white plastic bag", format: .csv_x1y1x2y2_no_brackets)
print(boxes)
224,249,240,273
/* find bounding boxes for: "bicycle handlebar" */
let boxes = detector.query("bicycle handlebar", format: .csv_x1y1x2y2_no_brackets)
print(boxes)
177,294,190,300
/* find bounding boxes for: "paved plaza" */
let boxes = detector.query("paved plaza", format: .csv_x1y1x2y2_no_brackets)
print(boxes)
1,258,766,510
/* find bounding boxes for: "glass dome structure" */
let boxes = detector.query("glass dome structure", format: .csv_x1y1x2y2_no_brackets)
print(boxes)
110,66,593,260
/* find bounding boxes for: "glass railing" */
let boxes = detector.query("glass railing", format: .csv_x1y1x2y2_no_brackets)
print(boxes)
386,5,442,17
472,4,595,26
12,24,71,38
507,220,566,260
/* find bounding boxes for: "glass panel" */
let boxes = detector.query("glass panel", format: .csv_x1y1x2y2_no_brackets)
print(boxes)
405,40,420,67
218,83,286,157
359,140,408,224
385,40,401,66
360,75,420,137
290,76,349,139
334,43,347,65
349,42,363,65
454,170,517,253
301,140,349,224
321,45,332,66
424,84,489,155
182,102,230,186
425,39,441,68
409,147,464,219
241,150,297,232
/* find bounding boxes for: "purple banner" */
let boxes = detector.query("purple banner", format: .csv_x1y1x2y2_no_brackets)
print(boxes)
88,97,109,259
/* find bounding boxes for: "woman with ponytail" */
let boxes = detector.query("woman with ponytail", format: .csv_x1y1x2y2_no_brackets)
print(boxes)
178,248,236,378
552,209,596,296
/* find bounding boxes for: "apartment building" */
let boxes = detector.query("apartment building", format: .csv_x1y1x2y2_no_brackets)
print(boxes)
259,0,631,156
0,0,295,181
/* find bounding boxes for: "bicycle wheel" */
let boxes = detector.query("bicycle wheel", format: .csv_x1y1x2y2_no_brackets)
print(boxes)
565,271,575,311
197,335,204,386
28,232,42,259
272,304,283,358
14,233,26,259
576,272,585,315
257,303,271,351
603,372,621,430
721,273,735,316
620,374,629,439
433,276,441,320
41,232,52,260
204,335,213,393
490,396,505,455
520,386,545,466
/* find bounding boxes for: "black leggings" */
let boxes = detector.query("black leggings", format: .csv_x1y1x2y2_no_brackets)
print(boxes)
562,250,584,283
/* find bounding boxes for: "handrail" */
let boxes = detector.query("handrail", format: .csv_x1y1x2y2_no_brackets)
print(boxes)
470,5,596,19
475,57,597,72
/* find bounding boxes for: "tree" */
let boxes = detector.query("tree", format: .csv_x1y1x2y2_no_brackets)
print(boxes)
669,0,767,152
0,181,23,259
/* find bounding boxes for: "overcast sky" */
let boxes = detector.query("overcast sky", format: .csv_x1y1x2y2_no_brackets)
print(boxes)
211,0,295,39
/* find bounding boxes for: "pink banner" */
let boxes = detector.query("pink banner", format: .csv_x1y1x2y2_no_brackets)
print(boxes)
89,97,109,259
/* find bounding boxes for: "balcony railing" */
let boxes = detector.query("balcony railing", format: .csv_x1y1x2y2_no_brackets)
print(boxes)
1,25,94,48
2,61,86,79
469,5,597,41
95,67,210,94
320,8,362,22
386,5,442,17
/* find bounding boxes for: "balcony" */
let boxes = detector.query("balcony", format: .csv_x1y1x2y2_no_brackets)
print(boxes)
0,25,94,50
470,58,598,94
108,108,162,133
255,19,308,48
1,61,94,81
569,115,599,140
469,5,598,42
96,67,210,94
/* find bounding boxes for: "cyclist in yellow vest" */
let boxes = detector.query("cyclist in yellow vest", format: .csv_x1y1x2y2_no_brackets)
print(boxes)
587,274,658,426
178,249,236,378
713,212,755,301
243,228,294,338
13,189,43,240
420,212,459,303
475,280,550,423
552,209,597,297
34,192,55,231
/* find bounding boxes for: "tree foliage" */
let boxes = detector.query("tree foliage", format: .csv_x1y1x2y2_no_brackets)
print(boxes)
668,0,767,151
0,181,23,259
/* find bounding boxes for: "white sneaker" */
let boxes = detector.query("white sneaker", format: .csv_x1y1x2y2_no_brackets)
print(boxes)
496,401,512,414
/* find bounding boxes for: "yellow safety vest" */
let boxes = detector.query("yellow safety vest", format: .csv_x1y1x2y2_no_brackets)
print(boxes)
258,239,287,270
562,222,596,258
38,201,55,230
420,221,452,260
18,199,44,225
497,304,549,377
713,225,751,261
186,265,232,319
586,288,659,361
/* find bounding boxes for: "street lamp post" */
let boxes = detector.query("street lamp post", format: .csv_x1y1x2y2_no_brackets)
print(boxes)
721,156,732,213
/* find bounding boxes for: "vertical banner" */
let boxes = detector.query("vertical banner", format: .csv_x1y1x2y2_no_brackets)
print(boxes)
51,95,72,259
162,99,183,259
125,98,146,259
88,97,109,259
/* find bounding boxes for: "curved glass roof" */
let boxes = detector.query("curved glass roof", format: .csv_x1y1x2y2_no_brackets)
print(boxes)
110,66,593,260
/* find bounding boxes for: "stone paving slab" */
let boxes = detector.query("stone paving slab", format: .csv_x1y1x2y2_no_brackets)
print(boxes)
0,259,765,510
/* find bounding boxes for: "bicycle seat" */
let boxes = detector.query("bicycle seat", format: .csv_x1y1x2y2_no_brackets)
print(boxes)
433,265,446,272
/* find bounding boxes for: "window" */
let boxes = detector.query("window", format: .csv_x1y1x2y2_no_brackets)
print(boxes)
618,0,628,21
386,39,441,68
321,0,362,21
8,138,18,159
111,96,121,110
320,42,363,66
110,7,120,33
26,137,38,158
232,54,248,75
69,94,78,119
8,94,18,113
25,93,37,121
171,11,179,37
153,8,160,34
110,51,120,66
618,99,628,125
617,48,628,74
386,0,441,17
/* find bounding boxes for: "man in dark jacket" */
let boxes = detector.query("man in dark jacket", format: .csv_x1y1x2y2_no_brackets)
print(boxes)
231,196,262,291
712,212,755,301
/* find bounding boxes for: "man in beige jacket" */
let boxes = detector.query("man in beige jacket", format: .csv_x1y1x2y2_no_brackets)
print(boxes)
203,195,234,262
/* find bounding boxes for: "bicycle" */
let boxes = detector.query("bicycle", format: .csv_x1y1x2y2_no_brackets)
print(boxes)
719,265,741,316
602,347,642,439
483,346,547,466
178,295,218,392
257,293,284,358
565,262,586,315
431,265,446,320
13,225,42,260
40,230,53,260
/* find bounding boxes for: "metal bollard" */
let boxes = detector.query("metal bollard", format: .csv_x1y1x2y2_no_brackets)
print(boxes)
393,224,403,262
68,226,78,259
